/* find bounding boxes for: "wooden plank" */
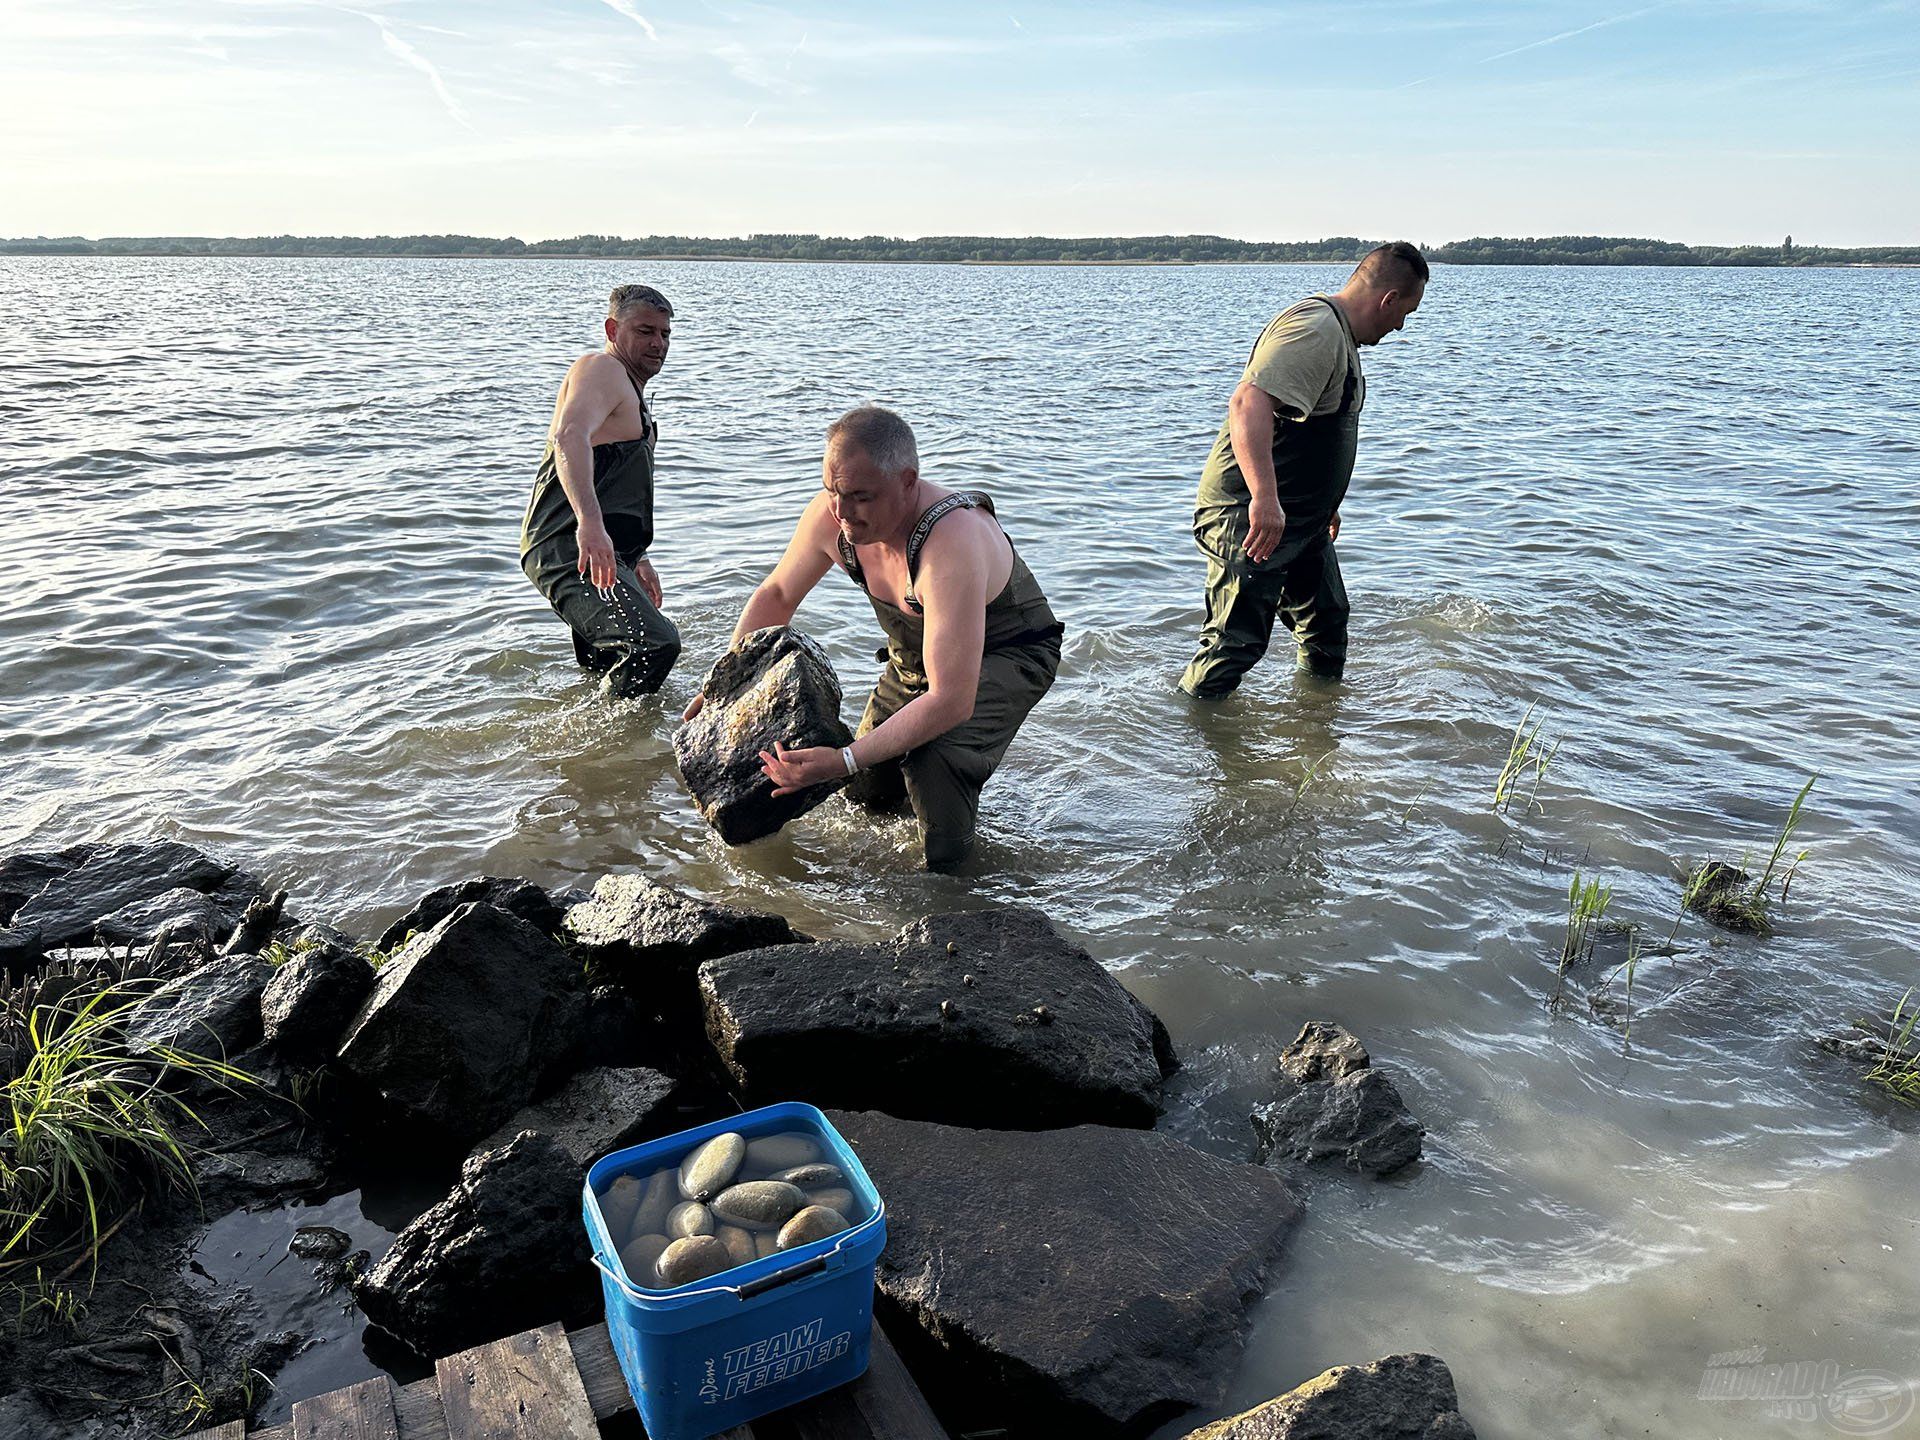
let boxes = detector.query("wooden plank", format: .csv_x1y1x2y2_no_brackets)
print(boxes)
435,1322,597,1440
292,1375,401,1440
850,1325,948,1440
183,1423,247,1440
566,1321,633,1421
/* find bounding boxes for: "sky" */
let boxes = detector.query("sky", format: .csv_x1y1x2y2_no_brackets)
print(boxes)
2,0,1916,245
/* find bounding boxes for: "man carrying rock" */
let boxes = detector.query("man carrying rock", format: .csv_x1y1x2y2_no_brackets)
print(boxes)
520,284,680,696
1178,242,1427,698
689,407,1063,871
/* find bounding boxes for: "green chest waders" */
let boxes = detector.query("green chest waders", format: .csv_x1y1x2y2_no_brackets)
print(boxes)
1180,303,1361,698
519,394,681,696
835,491,1064,870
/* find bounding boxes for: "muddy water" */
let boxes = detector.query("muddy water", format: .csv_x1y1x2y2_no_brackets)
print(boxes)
3,257,1917,1437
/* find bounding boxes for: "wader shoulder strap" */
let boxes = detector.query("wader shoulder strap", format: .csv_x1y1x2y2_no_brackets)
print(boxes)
1248,298,1357,418
903,491,992,615
837,531,867,591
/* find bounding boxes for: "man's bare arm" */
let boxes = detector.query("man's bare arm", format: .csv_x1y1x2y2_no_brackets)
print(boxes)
1228,380,1286,564
550,355,628,590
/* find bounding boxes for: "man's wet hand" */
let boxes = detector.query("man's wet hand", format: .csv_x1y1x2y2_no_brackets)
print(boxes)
576,521,617,592
1246,497,1286,564
1328,511,1341,542
681,695,704,722
758,741,838,797
634,558,663,606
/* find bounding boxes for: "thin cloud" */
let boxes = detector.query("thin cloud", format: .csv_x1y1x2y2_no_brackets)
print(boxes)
1478,4,1668,65
599,0,660,42
351,10,476,133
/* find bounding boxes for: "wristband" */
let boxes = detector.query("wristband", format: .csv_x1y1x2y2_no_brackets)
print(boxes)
841,746,859,776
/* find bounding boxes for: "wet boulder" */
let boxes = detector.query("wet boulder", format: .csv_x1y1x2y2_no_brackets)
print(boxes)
261,943,375,1063
375,875,568,952
94,885,252,947
0,845,94,924
122,952,272,1062
1181,1353,1477,1440
703,907,1175,1129
1253,1023,1423,1177
355,1131,596,1358
566,872,807,984
831,1109,1303,1435
335,902,583,1148
673,627,855,844
471,1064,684,1168
6,840,263,948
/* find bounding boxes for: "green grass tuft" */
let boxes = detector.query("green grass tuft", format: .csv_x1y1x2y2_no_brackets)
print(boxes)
1495,703,1563,817
1684,774,1816,935
1865,990,1920,1107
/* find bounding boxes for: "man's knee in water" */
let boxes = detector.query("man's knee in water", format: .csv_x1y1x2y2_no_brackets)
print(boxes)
922,824,975,873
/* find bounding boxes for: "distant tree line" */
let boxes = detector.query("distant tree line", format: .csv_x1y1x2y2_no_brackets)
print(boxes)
1,232,1914,266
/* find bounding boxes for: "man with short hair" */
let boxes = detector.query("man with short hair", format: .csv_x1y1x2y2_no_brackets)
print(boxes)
691,406,1063,871
520,284,681,696
1178,241,1427,698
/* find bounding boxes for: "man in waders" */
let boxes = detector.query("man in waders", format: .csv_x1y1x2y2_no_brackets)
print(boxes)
520,284,681,696
1177,242,1427,698
687,406,1063,871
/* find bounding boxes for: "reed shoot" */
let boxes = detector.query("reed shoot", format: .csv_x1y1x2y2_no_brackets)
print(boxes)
1865,990,1920,1107
1552,870,1613,1010
1683,774,1816,935
1495,704,1562,816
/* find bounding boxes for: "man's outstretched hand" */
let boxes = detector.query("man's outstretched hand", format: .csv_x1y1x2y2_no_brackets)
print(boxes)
576,520,617,591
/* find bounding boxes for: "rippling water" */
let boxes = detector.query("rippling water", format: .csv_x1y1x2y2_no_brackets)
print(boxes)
4,257,1918,1437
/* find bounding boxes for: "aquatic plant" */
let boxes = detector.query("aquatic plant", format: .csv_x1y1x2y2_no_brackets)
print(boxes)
1494,704,1562,817
1683,775,1816,935
1,983,256,1287
1552,870,1613,1010
6,1264,87,1335
161,1347,272,1435
1865,990,1920,1108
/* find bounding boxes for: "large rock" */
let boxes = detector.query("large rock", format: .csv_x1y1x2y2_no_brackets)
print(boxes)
122,952,272,1061
94,884,251,947
565,872,807,977
1252,1023,1423,1177
704,907,1175,1129
355,1131,596,1358
7,840,262,947
375,876,566,952
261,943,375,1063
0,845,93,924
471,1065,683,1168
1181,1353,1476,1440
674,627,855,844
831,1109,1302,1434
335,902,583,1147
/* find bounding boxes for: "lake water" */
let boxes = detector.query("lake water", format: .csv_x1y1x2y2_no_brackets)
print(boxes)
2,257,1917,1438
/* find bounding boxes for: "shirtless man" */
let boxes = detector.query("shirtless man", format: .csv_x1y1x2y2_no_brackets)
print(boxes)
519,284,680,696
690,406,1063,871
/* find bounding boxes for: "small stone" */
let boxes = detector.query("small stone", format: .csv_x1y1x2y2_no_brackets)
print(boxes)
754,1230,781,1259
598,1174,644,1239
743,1134,821,1173
963,974,976,987
805,1186,856,1216
941,999,956,1021
772,1163,845,1188
667,1201,714,1239
946,942,957,955
1033,1005,1053,1025
717,1224,757,1267
712,1180,807,1230
777,1205,850,1250
656,1234,734,1287
620,1232,671,1285
679,1132,747,1201
630,1168,677,1242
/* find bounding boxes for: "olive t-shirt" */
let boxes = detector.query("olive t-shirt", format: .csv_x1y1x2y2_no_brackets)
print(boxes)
1245,295,1363,420
1194,295,1364,516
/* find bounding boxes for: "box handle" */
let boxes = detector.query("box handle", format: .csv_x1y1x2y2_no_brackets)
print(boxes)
593,1200,885,1304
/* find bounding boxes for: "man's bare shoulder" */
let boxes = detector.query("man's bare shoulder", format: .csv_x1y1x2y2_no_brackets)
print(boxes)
916,502,1001,585
566,351,625,385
